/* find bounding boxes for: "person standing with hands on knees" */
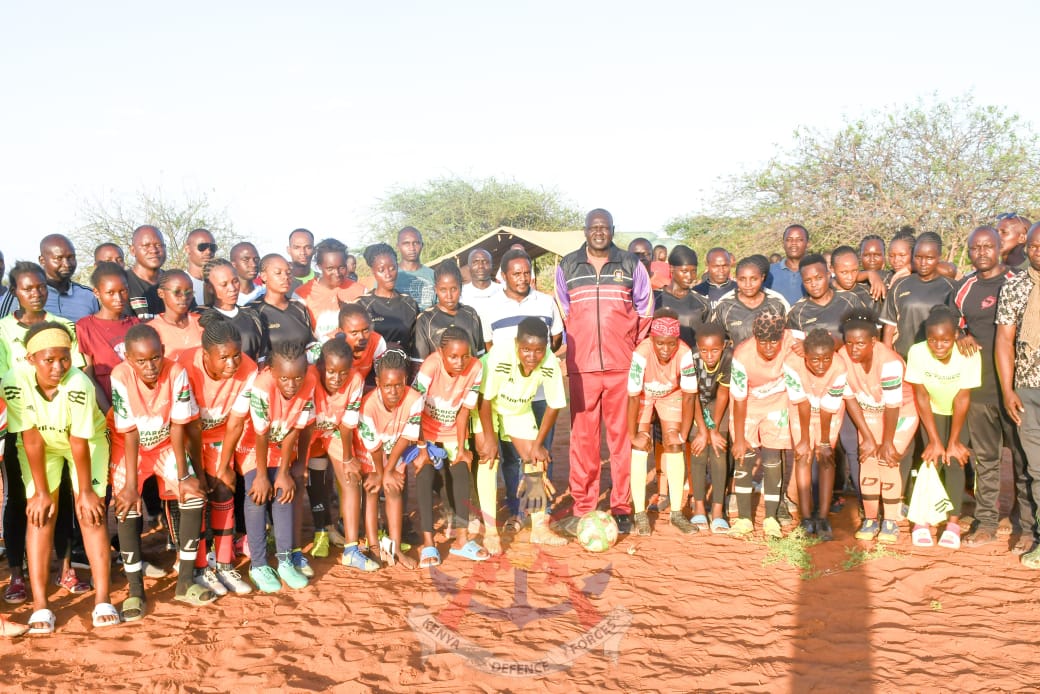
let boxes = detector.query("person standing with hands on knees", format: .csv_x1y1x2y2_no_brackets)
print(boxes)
6,322,118,633
555,209,651,536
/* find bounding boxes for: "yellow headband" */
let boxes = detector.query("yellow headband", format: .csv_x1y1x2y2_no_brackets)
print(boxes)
25,327,72,355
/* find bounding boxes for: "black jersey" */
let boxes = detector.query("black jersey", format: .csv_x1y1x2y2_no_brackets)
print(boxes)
655,288,711,349
203,306,271,367
786,291,860,342
880,274,956,357
949,269,1017,405
414,304,485,360
249,298,314,351
355,292,419,358
692,279,737,308
709,290,789,347
126,271,164,320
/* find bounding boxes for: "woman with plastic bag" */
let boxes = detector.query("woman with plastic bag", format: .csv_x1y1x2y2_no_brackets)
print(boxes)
904,306,981,549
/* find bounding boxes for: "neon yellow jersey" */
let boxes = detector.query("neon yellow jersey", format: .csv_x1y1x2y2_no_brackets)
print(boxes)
3,365,106,452
0,313,85,379
481,344,567,417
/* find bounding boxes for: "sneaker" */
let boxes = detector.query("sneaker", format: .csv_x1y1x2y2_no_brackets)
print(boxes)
341,544,380,572
614,514,633,535
877,519,900,544
763,517,783,539
855,518,880,541
3,576,27,604
277,560,309,590
326,525,347,547
291,550,315,578
216,567,253,595
728,518,754,537
633,511,651,536
815,518,834,542
670,511,698,535
552,515,582,538
194,567,228,597
56,568,91,594
1021,546,1040,569
311,531,330,559
798,518,817,536
250,565,282,593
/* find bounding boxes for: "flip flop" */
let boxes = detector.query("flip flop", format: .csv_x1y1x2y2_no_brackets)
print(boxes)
27,609,55,635
92,603,121,628
449,540,490,562
0,616,27,638
419,546,442,568
938,523,961,549
690,514,710,531
174,584,217,606
966,529,996,547
912,525,934,547
121,596,146,623
710,517,730,534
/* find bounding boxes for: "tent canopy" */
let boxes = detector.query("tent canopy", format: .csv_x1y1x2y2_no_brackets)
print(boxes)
426,227,586,274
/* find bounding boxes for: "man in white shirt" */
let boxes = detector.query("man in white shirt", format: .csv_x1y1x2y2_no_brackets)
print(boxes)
460,248,502,345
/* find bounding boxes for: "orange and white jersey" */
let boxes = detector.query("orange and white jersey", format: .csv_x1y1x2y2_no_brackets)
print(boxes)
627,338,697,400
183,347,257,443
785,354,847,418
148,314,204,363
840,343,912,415
352,332,388,382
311,366,365,442
729,332,806,406
294,279,365,343
239,367,316,448
413,352,482,443
357,387,424,455
110,359,199,451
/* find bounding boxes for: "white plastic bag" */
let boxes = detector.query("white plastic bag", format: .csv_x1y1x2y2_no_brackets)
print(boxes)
907,462,954,526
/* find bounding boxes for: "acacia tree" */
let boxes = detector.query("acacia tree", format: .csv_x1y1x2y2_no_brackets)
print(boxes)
73,188,240,272
368,177,583,262
686,95,1040,263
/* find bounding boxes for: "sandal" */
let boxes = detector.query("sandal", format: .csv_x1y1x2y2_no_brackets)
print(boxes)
419,546,442,568
710,517,730,534
92,602,121,628
938,523,961,549
690,514,710,531
4,576,27,604
56,568,91,595
0,616,27,638
912,524,934,547
503,516,524,534
1011,536,1035,555
121,596,146,623
449,540,490,562
27,609,55,635
174,584,218,606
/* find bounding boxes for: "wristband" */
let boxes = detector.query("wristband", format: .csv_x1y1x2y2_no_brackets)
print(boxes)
178,472,193,482
416,442,427,449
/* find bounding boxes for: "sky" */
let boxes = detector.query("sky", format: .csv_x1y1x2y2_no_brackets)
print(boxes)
2,1,1039,266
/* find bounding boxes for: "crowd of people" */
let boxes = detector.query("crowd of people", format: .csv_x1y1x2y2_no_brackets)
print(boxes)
0,208,1038,637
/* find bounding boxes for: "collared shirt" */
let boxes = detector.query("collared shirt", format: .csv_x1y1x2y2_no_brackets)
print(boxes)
766,260,806,306
484,289,563,348
45,281,99,323
461,281,504,341
995,270,1040,389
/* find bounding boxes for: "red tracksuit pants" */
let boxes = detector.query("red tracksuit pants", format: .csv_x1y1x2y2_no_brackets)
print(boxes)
567,369,632,516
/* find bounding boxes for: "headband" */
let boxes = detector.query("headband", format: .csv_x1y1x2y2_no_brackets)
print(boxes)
25,327,72,355
650,317,681,338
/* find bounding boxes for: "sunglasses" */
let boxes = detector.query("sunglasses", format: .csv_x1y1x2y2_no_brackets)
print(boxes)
196,242,218,253
164,289,194,297
996,212,1019,221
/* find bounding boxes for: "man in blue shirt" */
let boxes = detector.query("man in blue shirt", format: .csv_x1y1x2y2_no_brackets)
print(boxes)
40,234,99,322
765,224,809,306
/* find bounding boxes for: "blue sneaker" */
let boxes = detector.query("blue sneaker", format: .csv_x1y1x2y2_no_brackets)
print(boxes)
291,549,314,578
249,565,282,593
277,560,309,590
341,544,379,572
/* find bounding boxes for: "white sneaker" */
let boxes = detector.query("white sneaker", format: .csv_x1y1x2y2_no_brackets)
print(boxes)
194,567,228,597
216,567,253,595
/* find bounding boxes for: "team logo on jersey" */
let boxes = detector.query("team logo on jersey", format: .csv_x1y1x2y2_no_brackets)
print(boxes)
613,269,624,282
68,390,87,405
408,549,630,677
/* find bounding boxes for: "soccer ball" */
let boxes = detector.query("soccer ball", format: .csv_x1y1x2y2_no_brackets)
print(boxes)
576,510,619,553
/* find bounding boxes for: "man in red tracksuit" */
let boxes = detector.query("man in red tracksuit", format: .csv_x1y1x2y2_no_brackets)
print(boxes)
555,209,652,535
